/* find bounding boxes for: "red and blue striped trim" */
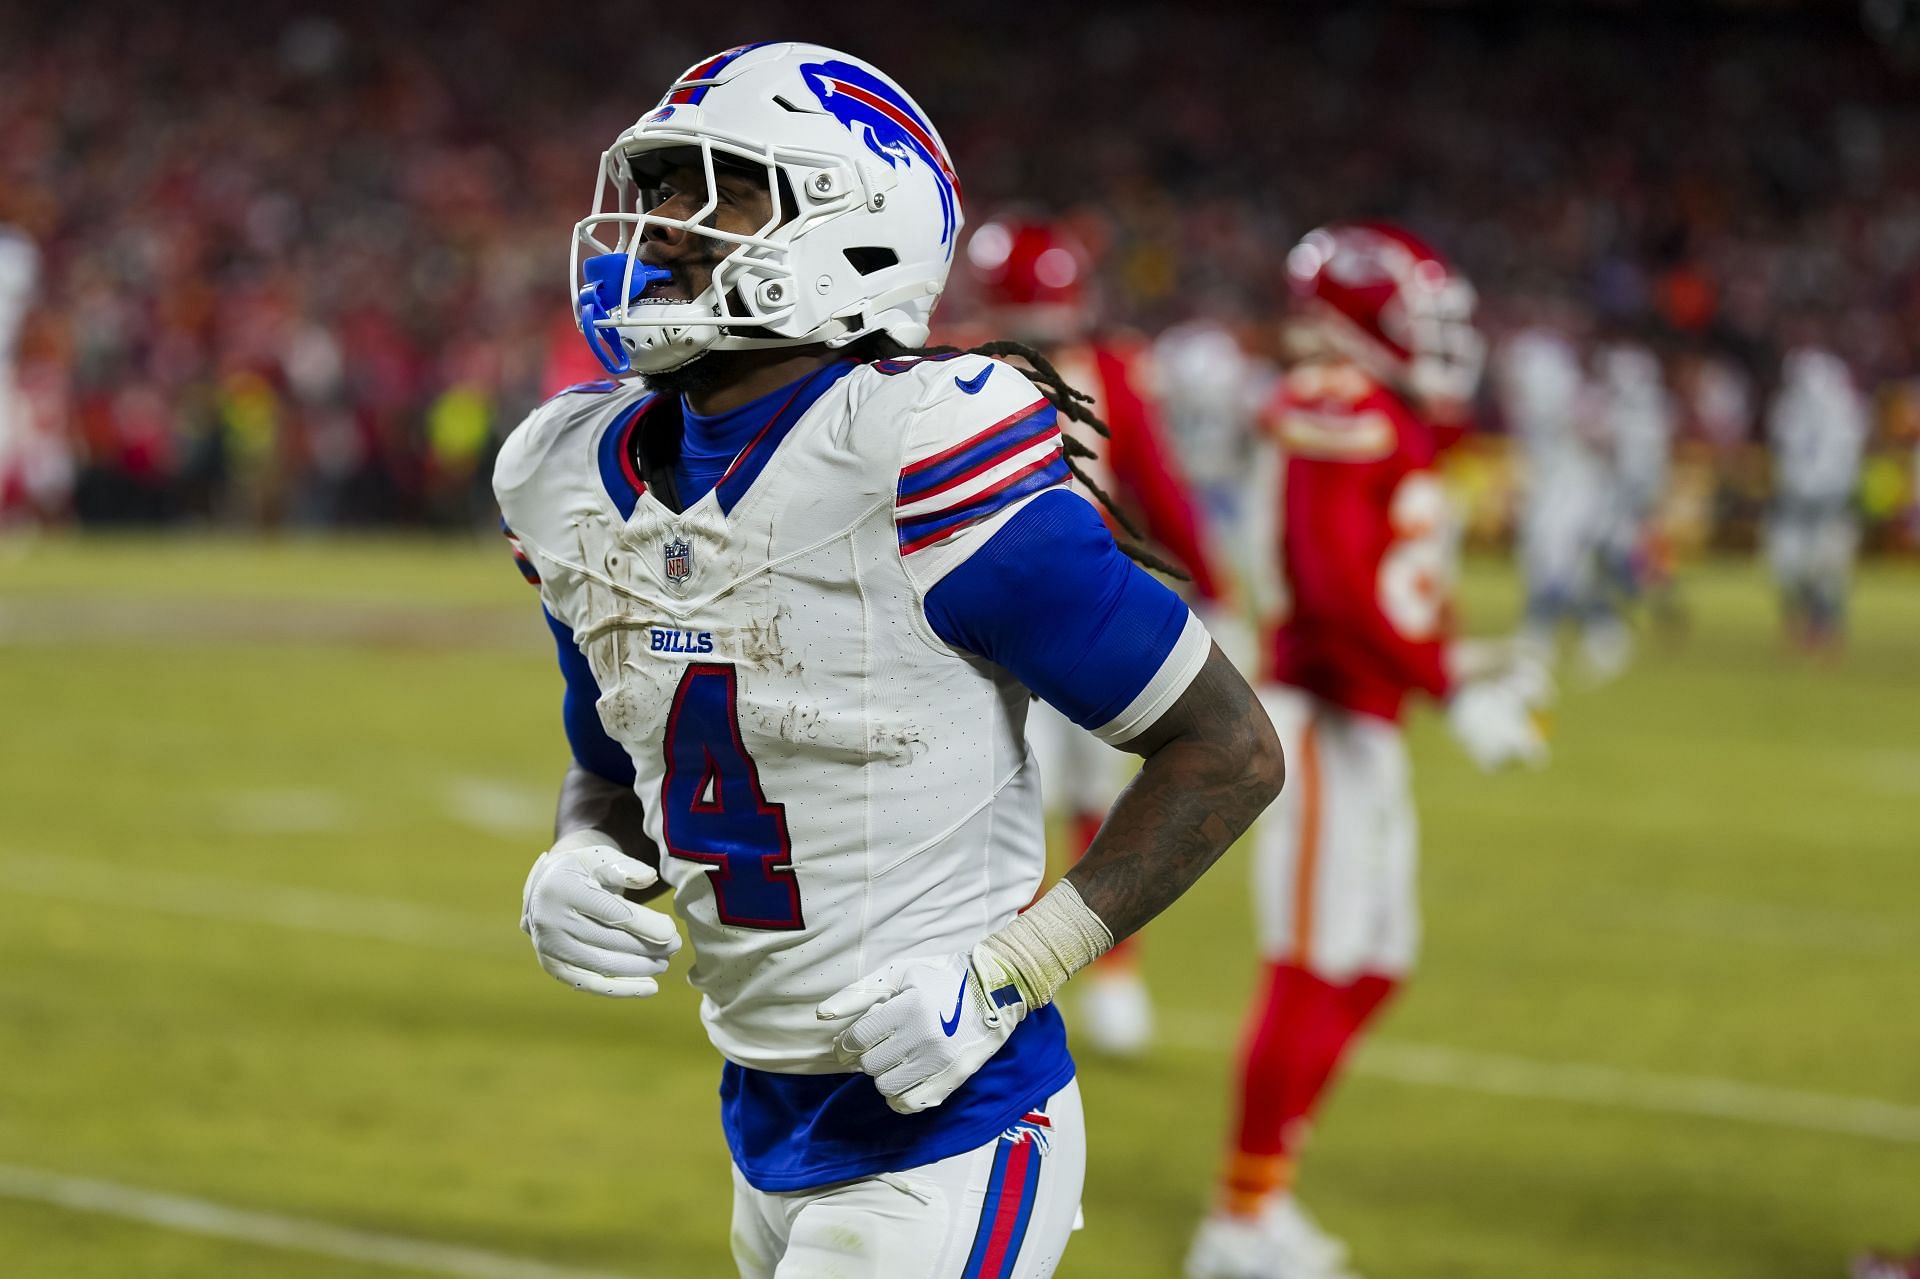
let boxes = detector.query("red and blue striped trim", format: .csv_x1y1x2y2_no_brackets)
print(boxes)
596,396,657,520
871,352,966,376
960,1124,1046,1279
499,519,541,585
538,379,619,407
898,401,1057,504
897,450,1069,556
667,43,771,105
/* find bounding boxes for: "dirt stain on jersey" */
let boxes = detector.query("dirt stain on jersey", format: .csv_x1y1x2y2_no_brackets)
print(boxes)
872,721,926,764
774,701,825,744
739,602,804,679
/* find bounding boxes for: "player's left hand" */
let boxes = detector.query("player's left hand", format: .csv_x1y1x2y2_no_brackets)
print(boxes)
815,950,1025,1115
1446,661,1553,772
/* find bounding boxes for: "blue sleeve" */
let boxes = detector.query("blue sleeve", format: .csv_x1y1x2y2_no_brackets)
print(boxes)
924,489,1192,732
543,608,637,786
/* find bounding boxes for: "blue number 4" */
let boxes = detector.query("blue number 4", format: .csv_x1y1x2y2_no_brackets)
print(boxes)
662,664,803,930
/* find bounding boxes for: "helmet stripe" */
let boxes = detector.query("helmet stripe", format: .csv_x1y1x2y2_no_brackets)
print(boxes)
668,42,773,105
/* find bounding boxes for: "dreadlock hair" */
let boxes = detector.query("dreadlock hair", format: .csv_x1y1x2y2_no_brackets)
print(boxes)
845,332,1188,581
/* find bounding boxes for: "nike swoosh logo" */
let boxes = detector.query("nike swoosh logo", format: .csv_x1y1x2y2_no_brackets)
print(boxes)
954,366,993,395
940,973,969,1036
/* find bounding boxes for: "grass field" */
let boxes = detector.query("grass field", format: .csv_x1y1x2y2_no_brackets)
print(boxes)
3,534,1918,1279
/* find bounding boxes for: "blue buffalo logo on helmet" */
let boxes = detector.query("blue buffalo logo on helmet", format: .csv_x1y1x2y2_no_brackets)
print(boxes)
800,60,962,250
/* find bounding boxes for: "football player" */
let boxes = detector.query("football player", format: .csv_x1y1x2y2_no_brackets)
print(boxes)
1589,339,1681,651
493,44,1284,1279
956,215,1230,1057
1185,224,1548,1279
0,223,37,519
1765,343,1870,651
1498,323,1615,673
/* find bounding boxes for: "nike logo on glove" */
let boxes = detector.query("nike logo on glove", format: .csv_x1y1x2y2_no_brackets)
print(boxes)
940,973,969,1036
954,366,993,395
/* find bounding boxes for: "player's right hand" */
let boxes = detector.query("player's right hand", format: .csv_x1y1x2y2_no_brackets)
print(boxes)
815,949,1025,1115
1446,662,1552,773
520,831,681,997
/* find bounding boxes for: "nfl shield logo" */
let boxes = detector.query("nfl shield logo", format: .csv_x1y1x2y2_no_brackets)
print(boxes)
663,538,693,586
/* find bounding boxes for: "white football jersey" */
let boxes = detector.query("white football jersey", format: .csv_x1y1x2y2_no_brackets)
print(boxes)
494,354,1205,1075
1769,348,1868,506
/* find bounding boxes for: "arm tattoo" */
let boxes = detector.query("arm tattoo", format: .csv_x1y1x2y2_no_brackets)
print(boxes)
1063,646,1284,942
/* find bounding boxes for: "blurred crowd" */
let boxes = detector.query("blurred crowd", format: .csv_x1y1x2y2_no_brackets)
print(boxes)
2,0,1918,547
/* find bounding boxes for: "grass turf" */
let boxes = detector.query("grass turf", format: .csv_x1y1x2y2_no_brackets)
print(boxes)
2,534,1916,1277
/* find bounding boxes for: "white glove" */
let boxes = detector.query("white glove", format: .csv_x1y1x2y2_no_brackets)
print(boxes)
816,949,1026,1115
1447,662,1552,772
520,829,681,997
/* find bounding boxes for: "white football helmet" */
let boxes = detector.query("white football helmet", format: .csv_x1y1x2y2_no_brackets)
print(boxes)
572,42,964,375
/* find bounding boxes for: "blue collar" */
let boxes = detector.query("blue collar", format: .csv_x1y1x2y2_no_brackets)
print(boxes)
682,380,799,468
597,361,861,519
683,361,860,513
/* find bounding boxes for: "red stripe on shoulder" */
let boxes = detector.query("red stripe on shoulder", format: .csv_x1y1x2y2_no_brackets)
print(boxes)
902,398,1049,480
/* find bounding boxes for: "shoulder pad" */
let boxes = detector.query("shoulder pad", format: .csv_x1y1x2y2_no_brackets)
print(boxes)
909,353,1042,417
493,379,648,510
884,354,1058,480
848,353,1046,423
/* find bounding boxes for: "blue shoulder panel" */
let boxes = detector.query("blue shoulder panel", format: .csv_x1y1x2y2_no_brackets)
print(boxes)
595,395,659,520
924,489,1189,732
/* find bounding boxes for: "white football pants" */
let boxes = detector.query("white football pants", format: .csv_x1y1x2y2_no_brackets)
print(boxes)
1251,687,1420,981
729,1080,1085,1279
1767,503,1858,601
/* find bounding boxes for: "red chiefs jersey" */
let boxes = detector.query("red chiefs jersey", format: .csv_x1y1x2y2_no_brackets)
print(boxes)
1048,338,1223,602
1261,361,1456,721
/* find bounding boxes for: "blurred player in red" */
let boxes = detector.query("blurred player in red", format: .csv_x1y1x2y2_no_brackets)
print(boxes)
1186,224,1550,1279
956,215,1227,1057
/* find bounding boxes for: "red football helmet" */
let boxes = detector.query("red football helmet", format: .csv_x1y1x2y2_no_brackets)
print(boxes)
963,217,1093,342
1285,222,1485,407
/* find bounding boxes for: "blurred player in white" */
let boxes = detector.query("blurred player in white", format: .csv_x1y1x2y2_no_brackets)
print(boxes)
493,44,1283,1279
1591,338,1680,648
1499,322,1617,674
1152,316,1273,668
1765,344,1870,651
1152,317,1274,568
955,216,1230,1057
0,223,38,519
1187,224,1548,1279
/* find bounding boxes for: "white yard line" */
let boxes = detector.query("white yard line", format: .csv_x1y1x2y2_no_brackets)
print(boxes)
0,855,518,957
0,1164,642,1279
442,777,554,839
8,853,1919,1146
1356,1040,1920,1144
1159,1020,1920,1145
218,788,355,836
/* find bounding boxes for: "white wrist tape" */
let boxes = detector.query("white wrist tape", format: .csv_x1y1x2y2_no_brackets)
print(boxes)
976,880,1114,1010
